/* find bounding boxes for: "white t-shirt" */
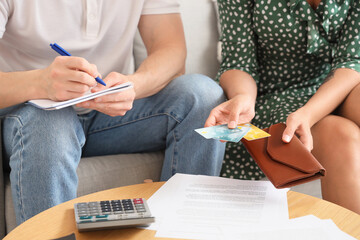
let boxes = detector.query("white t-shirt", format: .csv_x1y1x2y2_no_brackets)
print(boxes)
0,0,179,114
0,0,179,74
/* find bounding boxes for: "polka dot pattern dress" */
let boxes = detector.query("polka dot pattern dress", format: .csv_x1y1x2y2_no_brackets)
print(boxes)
217,0,360,180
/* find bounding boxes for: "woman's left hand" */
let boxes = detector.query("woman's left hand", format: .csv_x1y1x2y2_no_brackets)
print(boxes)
282,107,313,151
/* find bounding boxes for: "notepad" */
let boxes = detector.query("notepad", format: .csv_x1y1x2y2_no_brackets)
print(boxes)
27,82,133,110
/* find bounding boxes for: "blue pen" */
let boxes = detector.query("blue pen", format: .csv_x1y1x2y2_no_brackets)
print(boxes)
50,43,106,86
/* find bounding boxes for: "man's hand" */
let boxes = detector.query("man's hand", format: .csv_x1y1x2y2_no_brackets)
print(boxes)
41,56,99,101
76,72,136,117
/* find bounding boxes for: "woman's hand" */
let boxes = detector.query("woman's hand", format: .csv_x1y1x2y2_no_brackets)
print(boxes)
204,94,255,128
76,72,136,117
282,107,313,151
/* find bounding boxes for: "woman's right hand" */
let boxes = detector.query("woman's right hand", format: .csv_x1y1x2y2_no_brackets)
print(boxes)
282,107,313,151
204,93,256,128
40,56,99,101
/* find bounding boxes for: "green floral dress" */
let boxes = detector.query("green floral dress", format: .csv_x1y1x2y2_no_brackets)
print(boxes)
217,0,360,180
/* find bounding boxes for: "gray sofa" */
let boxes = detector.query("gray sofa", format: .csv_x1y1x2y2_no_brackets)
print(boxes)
0,0,321,237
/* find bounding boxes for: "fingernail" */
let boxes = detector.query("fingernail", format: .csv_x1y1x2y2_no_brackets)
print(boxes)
228,121,236,128
283,135,291,142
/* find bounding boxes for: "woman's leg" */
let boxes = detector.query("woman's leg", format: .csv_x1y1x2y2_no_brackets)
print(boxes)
311,115,360,214
337,83,360,126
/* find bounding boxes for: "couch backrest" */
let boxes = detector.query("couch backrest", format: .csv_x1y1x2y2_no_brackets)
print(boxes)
133,0,220,79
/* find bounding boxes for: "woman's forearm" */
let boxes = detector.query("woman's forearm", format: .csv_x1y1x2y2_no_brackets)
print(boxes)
302,68,360,127
219,69,257,102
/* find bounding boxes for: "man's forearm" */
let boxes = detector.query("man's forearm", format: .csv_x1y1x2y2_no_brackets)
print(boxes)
132,13,186,99
0,70,44,108
130,44,186,99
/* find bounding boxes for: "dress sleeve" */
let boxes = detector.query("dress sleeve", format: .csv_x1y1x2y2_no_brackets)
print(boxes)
142,0,180,15
216,0,258,82
0,0,10,38
332,3,360,73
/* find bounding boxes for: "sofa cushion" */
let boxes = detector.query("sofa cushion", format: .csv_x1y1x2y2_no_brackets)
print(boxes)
134,0,220,79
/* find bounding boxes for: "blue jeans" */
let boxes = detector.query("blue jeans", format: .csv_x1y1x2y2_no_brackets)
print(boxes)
1,74,226,225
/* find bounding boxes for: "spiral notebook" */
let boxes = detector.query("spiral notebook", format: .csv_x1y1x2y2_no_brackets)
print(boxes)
28,82,133,110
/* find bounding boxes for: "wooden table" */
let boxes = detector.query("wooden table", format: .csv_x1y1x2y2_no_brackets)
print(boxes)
4,182,360,240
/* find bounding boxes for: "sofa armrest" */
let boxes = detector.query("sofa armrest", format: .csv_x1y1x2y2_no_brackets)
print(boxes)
0,119,5,238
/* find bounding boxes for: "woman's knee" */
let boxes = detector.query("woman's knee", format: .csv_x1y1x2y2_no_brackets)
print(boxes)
338,82,360,126
312,115,360,169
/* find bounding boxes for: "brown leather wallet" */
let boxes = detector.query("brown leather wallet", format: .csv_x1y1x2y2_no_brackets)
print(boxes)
241,123,326,188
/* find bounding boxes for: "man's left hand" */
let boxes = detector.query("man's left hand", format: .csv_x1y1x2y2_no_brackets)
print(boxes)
76,72,136,117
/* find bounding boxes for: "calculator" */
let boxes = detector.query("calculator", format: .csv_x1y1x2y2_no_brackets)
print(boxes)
74,198,155,231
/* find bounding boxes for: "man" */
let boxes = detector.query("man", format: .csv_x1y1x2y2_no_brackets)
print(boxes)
0,0,225,225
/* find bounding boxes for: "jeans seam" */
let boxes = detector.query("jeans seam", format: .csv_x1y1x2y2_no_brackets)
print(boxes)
9,116,26,223
87,112,181,135
171,129,178,176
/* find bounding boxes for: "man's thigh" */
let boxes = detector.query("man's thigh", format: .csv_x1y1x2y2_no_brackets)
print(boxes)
3,105,84,167
81,74,224,157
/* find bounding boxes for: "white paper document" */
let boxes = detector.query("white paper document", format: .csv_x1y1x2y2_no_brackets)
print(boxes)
221,215,356,240
148,174,289,239
147,174,355,240
27,82,133,110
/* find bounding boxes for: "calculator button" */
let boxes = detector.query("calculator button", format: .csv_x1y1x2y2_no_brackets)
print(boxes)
80,216,93,220
78,213,89,217
133,199,143,204
107,214,121,220
113,211,124,214
79,220,93,223
88,202,98,207
124,213,142,219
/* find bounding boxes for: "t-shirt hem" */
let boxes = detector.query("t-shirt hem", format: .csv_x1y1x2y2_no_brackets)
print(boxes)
141,7,180,15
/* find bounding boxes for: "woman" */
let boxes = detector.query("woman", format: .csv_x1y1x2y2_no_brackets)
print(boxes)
206,0,360,214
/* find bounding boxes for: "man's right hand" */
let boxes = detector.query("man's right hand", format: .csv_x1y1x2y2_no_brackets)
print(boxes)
40,56,100,101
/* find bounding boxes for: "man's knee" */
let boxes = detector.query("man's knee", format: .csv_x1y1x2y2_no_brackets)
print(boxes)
171,74,225,109
3,105,84,158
